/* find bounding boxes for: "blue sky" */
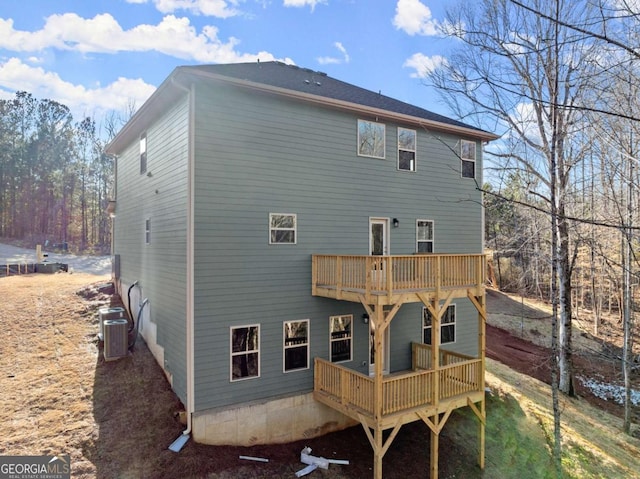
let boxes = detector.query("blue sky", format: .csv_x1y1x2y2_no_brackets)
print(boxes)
0,0,455,126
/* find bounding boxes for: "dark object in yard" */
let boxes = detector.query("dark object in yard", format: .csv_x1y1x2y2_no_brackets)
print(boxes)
35,262,68,274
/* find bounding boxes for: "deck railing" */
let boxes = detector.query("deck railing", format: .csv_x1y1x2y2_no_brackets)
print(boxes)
312,254,485,298
314,347,482,419
412,342,475,370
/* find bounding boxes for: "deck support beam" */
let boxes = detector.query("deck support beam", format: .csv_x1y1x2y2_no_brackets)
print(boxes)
467,398,486,469
430,414,439,479
468,288,487,470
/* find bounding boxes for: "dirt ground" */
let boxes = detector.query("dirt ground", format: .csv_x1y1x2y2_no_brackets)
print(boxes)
485,288,640,424
1,273,639,478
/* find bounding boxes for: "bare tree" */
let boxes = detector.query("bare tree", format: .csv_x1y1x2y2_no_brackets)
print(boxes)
428,0,613,469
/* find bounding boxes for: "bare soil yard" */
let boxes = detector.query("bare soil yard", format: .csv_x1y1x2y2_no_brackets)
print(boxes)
1,273,639,478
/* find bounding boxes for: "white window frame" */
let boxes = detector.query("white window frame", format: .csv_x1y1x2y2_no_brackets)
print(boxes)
269,213,297,244
283,319,309,372
140,132,147,175
329,315,353,363
397,127,416,172
145,218,151,245
230,324,260,382
357,119,386,159
416,220,434,253
422,304,456,345
461,139,476,179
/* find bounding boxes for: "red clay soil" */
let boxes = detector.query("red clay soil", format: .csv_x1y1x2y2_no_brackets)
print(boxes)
485,293,637,422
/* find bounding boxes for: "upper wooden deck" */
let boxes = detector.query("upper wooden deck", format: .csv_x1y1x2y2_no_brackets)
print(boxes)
312,254,486,304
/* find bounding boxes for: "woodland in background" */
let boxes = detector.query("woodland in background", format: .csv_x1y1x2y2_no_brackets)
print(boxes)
0,91,125,253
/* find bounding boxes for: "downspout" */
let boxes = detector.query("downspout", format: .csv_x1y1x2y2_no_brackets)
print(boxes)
170,74,195,448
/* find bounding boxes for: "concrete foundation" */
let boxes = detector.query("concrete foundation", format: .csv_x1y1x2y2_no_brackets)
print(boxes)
193,393,356,446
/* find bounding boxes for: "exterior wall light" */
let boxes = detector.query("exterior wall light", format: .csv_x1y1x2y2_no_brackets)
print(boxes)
393,218,399,228
362,313,369,324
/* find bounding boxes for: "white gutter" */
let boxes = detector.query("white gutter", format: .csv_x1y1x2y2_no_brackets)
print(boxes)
168,76,195,449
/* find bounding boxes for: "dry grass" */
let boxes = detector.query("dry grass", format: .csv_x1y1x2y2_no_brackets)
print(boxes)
1,274,639,479
486,359,640,478
487,288,639,357
0,274,105,473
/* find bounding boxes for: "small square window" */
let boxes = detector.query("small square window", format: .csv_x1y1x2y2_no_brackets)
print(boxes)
398,128,416,171
358,119,385,158
140,133,147,175
461,139,476,179
423,304,456,345
416,220,433,253
330,315,352,363
284,320,309,372
230,325,260,381
270,213,296,244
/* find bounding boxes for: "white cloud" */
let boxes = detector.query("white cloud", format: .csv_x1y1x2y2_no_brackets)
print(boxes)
317,41,350,65
403,52,446,78
393,0,440,36
0,57,157,118
283,0,327,11
126,0,240,17
0,13,285,64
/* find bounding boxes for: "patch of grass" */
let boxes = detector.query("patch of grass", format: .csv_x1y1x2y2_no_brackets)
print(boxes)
446,390,555,479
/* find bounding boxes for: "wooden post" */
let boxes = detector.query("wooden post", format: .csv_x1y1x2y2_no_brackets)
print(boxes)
373,305,384,420
336,256,343,299
432,298,440,407
476,290,486,469
36,244,43,263
430,413,439,479
373,425,383,479
479,397,486,469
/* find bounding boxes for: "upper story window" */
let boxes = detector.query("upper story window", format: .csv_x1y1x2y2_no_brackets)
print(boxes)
284,319,309,372
358,119,385,159
461,139,476,179
269,213,297,244
398,128,416,171
416,220,434,253
330,315,352,363
140,133,147,175
422,304,456,345
230,325,260,381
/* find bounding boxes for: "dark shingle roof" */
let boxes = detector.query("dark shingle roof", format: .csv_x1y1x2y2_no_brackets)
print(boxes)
185,61,491,136
107,61,496,154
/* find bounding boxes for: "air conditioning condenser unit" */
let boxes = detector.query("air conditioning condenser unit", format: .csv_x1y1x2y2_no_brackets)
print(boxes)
98,306,125,341
104,318,129,361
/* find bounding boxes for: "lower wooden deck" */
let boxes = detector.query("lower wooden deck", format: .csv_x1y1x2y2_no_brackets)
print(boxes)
313,344,484,430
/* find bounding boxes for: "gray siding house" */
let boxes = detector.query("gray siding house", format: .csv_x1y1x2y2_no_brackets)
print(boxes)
106,61,497,479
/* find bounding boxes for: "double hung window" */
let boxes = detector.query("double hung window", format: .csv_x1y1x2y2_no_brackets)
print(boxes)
230,325,260,381
284,320,309,372
329,315,352,363
461,140,476,179
422,305,456,345
269,213,296,244
398,128,416,171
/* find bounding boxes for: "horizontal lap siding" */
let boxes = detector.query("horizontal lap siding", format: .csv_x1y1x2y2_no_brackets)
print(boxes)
192,82,483,410
113,96,189,402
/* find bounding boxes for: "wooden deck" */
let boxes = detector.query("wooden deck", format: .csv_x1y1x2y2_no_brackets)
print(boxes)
310,254,487,479
314,344,483,430
312,254,485,304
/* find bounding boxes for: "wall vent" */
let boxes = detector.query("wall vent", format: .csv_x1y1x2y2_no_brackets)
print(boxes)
98,306,125,341
104,319,129,361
